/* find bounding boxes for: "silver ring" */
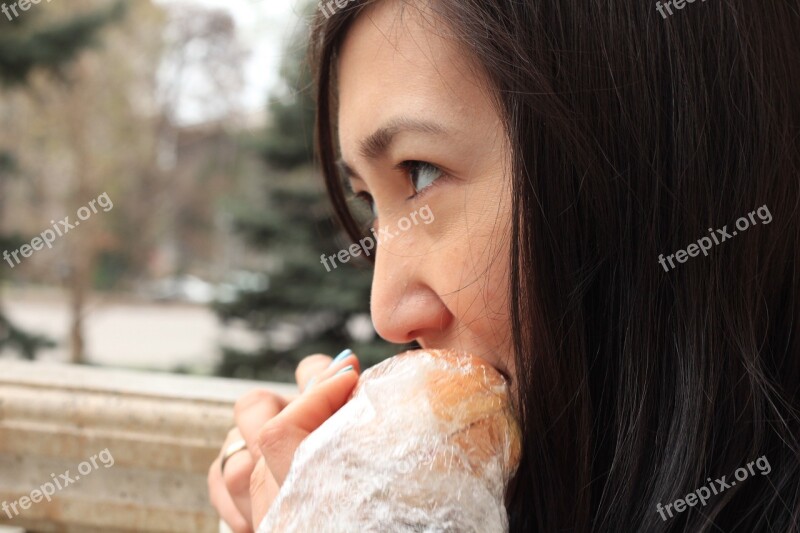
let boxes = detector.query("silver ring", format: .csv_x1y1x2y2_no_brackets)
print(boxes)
220,439,248,474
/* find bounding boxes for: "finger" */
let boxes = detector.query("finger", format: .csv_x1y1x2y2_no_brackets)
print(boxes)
221,437,257,523
208,455,254,533
258,360,360,487
295,353,333,392
234,390,288,461
217,428,257,525
297,349,365,392
228,391,285,525
302,350,362,393
249,456,281,530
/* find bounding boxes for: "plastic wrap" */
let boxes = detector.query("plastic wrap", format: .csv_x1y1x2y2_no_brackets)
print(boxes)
257,349,521,533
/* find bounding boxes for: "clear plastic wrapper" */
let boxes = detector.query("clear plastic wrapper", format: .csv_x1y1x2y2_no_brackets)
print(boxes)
257,349,521,533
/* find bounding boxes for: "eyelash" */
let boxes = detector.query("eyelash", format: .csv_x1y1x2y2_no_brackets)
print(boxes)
398,160,446,201
353,160,446,214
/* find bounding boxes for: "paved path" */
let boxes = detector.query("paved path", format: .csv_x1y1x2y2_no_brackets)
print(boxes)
1,291,262,374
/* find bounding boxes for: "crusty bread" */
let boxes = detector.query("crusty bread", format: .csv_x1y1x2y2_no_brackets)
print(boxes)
371,349,522,478
258,348,522,533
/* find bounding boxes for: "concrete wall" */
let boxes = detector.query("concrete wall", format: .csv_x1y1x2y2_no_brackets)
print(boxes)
0,361,297,532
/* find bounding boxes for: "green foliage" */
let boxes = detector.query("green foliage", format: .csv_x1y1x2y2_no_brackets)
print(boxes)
0,231,25,252
213,10,405,380
0,309,56,360
0,151,16,173
0,1,127,86
213,166,400,379
258,51,316,168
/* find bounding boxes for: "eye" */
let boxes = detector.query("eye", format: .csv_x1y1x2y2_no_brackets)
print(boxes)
399,160,444,198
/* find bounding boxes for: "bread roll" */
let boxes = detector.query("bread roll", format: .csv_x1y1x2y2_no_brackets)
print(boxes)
257,349,522,533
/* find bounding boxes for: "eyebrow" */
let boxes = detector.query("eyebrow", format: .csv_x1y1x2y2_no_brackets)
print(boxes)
336,117,449,181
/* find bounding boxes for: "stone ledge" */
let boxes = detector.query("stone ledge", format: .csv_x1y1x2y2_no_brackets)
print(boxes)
0,361,298,532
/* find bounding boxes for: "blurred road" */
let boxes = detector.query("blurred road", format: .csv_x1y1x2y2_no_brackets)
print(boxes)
1,288,262,374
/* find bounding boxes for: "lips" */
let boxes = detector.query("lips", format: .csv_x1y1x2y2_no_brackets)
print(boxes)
417,343,513,384
496,366,512,384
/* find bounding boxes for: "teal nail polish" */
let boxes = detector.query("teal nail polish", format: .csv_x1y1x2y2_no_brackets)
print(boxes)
306,376,317,391
334,364,354,376
328,348,352,368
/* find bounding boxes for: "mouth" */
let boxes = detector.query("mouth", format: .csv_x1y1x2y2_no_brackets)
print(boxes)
415,342,512,385
496,366,512,385
490,362,514,386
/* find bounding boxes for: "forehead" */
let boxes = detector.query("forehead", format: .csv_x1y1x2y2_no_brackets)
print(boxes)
336,0,490,151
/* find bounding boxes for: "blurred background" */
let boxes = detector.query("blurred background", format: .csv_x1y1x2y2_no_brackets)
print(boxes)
0,0,399,383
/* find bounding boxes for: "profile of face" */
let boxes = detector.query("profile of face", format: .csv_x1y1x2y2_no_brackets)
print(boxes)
336,0,515,381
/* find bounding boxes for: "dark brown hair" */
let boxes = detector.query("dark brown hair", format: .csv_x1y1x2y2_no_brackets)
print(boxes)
307,1,800,530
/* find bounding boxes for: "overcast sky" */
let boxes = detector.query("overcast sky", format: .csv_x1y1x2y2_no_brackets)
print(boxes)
153,0,309,124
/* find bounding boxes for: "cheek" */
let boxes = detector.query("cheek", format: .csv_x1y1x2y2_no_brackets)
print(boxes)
483,249,511,320
472,243,512,344
437,225,511,340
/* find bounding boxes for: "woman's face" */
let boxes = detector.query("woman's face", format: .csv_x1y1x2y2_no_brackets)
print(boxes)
336,0,515,381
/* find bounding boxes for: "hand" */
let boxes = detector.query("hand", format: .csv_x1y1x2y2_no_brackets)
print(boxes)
249,351,361,529
207,352,360,533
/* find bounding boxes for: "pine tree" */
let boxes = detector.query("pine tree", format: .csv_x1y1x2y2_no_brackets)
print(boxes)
213,11,401,382
0,1,125,85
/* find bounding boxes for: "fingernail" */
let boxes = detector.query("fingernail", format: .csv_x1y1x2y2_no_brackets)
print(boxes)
334,364,354,376
305,376,317,391
328,348,352,368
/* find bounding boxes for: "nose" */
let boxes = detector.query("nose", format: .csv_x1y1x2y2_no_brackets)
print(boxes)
369,235,452,345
